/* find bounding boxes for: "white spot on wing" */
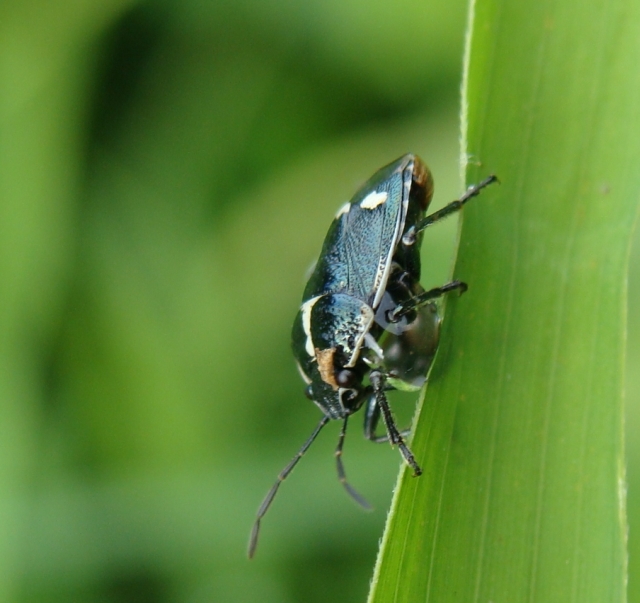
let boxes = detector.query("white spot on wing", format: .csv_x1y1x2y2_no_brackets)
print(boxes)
360,190,388,210
335,202,350,218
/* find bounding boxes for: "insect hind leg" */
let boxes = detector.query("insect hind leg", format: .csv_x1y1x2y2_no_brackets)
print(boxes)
402,174,499,245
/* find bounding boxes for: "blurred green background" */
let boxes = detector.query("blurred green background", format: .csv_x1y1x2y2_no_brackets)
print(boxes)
1,1,638,602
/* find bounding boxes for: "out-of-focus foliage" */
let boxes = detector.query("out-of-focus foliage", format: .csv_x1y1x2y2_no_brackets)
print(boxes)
0,1,470,601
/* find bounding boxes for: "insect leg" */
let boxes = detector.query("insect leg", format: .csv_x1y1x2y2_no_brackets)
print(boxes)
363,393,383,441
369,371,422,476
248,415,330,558
403,174,499,245
363,391,410,443
335,416,371,509
388,280,467,322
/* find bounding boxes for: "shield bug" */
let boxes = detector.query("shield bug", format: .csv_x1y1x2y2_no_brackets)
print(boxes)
248,154,497,557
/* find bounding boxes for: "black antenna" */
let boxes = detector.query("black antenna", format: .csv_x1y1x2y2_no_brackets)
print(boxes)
335,416,371,509
248,415,330,559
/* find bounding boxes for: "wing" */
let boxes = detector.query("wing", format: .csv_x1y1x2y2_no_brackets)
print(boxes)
303,154,415,308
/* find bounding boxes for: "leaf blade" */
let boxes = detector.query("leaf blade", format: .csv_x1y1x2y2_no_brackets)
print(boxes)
369,0,640,600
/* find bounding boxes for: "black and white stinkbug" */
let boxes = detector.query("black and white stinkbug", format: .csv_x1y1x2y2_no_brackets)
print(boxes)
248,154,497,557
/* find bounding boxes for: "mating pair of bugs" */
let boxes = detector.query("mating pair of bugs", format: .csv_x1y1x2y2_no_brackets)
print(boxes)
249,154,497,557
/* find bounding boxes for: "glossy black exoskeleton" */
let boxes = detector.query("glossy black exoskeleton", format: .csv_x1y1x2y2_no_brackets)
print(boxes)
249,154,497,557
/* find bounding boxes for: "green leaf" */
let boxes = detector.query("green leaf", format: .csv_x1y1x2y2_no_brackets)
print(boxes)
368,0,640,601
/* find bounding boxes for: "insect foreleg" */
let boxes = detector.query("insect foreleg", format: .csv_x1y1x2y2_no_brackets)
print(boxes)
363,390,410,443
369,371,422,476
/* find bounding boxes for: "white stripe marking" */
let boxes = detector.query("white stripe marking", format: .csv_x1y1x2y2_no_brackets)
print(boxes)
300,295,323,357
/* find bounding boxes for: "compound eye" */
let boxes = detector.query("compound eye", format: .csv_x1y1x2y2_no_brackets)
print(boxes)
304,385,314,400
336,369,358,388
